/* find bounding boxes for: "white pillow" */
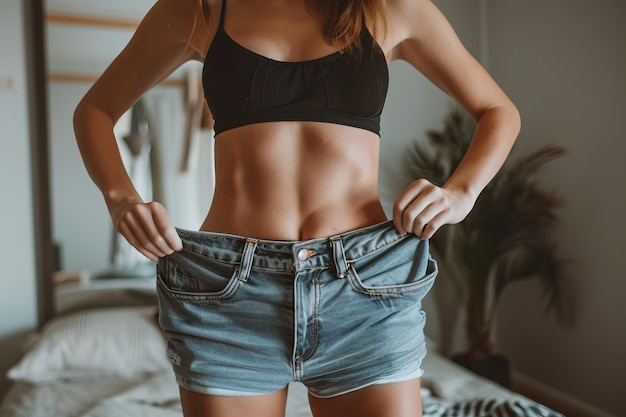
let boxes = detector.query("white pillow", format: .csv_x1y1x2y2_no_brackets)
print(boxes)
8,306,170,383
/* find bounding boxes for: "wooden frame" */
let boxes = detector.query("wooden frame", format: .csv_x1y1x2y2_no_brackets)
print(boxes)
45,12,139,30
25,0,56,326
45,12,184,88
47,72,185,88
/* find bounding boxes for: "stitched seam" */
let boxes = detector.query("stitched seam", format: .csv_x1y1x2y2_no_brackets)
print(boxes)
300,269,322,361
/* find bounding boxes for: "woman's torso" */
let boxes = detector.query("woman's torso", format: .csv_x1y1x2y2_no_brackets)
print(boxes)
197,0,390,240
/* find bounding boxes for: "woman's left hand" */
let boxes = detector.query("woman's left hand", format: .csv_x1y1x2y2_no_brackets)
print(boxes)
392,179,476,239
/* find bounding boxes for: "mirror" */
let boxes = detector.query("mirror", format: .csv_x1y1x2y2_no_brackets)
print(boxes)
44,0,216,313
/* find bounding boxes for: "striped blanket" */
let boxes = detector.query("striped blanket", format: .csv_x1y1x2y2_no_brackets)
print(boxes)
423,397,564,417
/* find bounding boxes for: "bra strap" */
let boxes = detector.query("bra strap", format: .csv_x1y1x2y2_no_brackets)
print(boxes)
218,0,227,29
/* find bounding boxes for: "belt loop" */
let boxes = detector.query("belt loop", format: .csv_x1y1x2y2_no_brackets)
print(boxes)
330,235,349,279
237,238,258,282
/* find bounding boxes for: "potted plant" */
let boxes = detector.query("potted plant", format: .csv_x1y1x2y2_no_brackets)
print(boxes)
404,107,572,387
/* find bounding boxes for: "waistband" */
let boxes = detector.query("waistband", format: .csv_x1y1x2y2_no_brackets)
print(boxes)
174,221,418,274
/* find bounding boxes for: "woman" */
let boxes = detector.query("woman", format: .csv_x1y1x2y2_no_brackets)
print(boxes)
74,0,520,416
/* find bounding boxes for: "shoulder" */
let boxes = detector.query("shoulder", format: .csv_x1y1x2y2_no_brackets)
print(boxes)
384,0,432,33
383,0,450,58
137,0,221,60
386,0,441,26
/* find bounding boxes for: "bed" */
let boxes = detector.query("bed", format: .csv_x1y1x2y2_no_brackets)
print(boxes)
0,283,563,417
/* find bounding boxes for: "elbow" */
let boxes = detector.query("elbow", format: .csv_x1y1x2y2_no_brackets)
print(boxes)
477,100,521,141
507,101,522,136
73,99,88,145
73,97,115,146
507,103,522,148
73,99,86,134
73,96,94,134
73,96,99,130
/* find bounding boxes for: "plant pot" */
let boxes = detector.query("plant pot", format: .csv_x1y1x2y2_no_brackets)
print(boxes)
451,352,511,388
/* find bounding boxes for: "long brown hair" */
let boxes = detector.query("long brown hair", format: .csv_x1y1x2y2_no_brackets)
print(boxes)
195,0,387,50
306,0,388,49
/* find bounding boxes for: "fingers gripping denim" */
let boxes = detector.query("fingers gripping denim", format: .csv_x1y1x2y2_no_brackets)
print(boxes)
156,221,438,398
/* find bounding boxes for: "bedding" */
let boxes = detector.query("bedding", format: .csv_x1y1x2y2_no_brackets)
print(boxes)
7,306,169,383
1,289,564,417
54,278,157,315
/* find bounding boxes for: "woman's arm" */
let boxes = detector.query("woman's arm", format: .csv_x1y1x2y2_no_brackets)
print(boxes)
387,0,521,239
73,0,212,261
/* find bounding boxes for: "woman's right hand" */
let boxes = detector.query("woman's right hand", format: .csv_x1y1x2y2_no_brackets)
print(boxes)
72,0,207,263
109,197,183,262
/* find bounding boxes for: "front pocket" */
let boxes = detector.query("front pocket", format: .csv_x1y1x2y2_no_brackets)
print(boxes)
157,250,243,301
347,256,437,297
346,238,438,297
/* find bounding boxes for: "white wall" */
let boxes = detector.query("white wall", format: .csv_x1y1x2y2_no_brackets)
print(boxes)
48,82,216,275
46,3,212,274
486,2,626,416
0,0,39,396
49,82,112,273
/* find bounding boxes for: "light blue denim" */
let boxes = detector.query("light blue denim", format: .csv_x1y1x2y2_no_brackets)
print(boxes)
156,220,438,398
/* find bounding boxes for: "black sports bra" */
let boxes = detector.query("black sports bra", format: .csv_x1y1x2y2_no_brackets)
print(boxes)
202,0,389,137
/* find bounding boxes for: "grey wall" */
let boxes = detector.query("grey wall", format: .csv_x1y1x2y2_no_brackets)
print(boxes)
0,0,39,396
383,0,626,415
379,0,483,213
378,0,484,362
487,2,626,416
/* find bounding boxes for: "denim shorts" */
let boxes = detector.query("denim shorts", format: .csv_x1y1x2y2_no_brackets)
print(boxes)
156,220,438,398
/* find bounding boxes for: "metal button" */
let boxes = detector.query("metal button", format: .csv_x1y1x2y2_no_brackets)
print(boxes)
297,248,316,261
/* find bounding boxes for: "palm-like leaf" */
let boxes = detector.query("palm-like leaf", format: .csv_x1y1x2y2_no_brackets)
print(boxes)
404,107,571,358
